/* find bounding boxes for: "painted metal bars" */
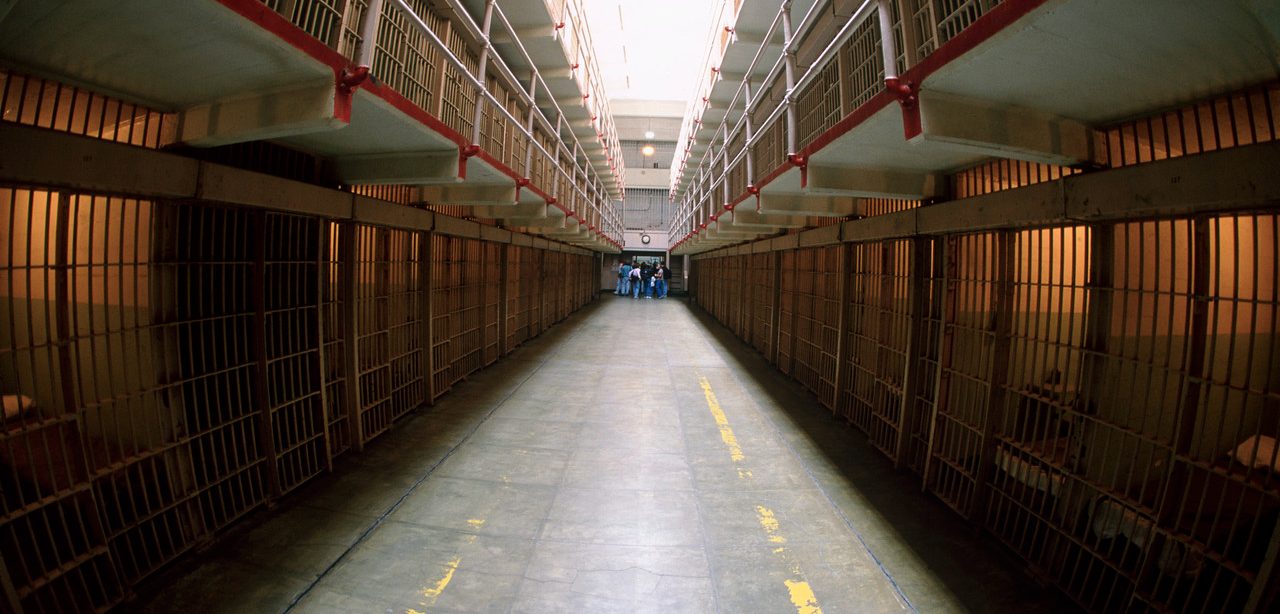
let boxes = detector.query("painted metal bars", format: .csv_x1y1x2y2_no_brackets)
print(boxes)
689,211,1280,612
0,185,597,613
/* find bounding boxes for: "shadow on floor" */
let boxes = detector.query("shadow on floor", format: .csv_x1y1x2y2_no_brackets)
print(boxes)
128,302,608,613
684,300,1079,614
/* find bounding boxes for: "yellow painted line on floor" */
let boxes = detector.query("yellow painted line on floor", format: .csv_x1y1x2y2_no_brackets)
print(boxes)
699,376,824,614
698,375,745,462
409,515,487,612
756,505,825,614
785,580,823,614
420,556,460,603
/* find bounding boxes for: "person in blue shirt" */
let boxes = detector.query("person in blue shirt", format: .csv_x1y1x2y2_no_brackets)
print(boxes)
616,260,632,295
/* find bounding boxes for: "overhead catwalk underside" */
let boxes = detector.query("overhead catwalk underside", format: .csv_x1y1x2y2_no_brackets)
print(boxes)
0,0,627,251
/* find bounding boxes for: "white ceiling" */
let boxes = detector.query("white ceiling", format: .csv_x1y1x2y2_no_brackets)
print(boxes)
583,0,718,103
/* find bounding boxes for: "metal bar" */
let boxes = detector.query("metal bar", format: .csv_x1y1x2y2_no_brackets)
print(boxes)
831,241,852,419
340,220,363,452
498,242,510,356
876,0,899,80
921,237,949,491
969,230,1014,522
892,237,929,468
53,191,77,427
770,250,784,365
315,218,334,473
421,229,435,405
469,0,496,147
252,210,281,498
382,0,612,215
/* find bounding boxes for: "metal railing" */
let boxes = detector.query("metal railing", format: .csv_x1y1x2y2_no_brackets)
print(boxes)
260,0,624,245
667,0,1011,246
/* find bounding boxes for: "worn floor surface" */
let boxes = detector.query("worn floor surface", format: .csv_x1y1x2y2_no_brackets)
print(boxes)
134,295,1069,613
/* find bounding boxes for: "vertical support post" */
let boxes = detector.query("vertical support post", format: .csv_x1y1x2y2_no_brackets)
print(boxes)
252,210,281,499
1156,218,1211,524
341,221,363,452
53,192,77,426
523,72,540,181
970,230,1015,524
830,242,852,417
315,220,334,473
355,0,385,69
922,236,950,491
743,79,757,186
770,250,784,365
420,229,434,404
895,237,931,469
876,0,900,81
781,2,799,157
499,243,510,356
1079,223,1114,469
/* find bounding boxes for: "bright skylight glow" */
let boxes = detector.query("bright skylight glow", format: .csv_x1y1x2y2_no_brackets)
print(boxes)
584,0,718,103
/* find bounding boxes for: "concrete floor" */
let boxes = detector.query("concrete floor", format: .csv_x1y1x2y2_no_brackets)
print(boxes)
133,295,1072,613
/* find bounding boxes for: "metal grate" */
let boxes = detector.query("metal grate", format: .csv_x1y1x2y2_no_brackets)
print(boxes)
373,0,446,114
862,198,922,218
1100,83,1280,169
789,247,842,409
353,225,426,442
838,11,885,116
263,213,326,496
749,252,778,360
691,211,1280,613
931,0,1002,48
263,0,347,47
623,189,672,232
841,240,913,459
438,27,480,139
925,231,1009,518
982,226,1092,601
482,241,502,366
0,69,176,148
1,173,598,611
905,238,942,475
796,61,843,152
504,246,530,350
776,251,797,376
951,160,1079,200
322,222,351,459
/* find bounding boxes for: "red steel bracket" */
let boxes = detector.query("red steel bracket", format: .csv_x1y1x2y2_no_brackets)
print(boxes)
885,76,921,140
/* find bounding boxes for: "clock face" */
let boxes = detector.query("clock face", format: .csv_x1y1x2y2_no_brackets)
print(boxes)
641,234,651,244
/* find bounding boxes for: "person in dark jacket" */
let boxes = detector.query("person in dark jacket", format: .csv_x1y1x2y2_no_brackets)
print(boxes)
640,263,655,299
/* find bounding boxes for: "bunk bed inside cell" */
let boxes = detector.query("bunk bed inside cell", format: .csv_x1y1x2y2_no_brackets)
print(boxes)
990,226,1093,513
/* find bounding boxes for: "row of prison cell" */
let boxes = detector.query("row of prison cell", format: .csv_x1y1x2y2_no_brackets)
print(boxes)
691,213,1280,613
690,83,1280,612
0,187,597,612
258,0,620,231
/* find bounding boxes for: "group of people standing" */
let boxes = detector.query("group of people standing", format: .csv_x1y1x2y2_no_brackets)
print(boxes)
615,260,671,299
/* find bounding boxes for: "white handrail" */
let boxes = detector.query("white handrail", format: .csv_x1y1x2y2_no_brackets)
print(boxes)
375,0,622,240
669,0,888,245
